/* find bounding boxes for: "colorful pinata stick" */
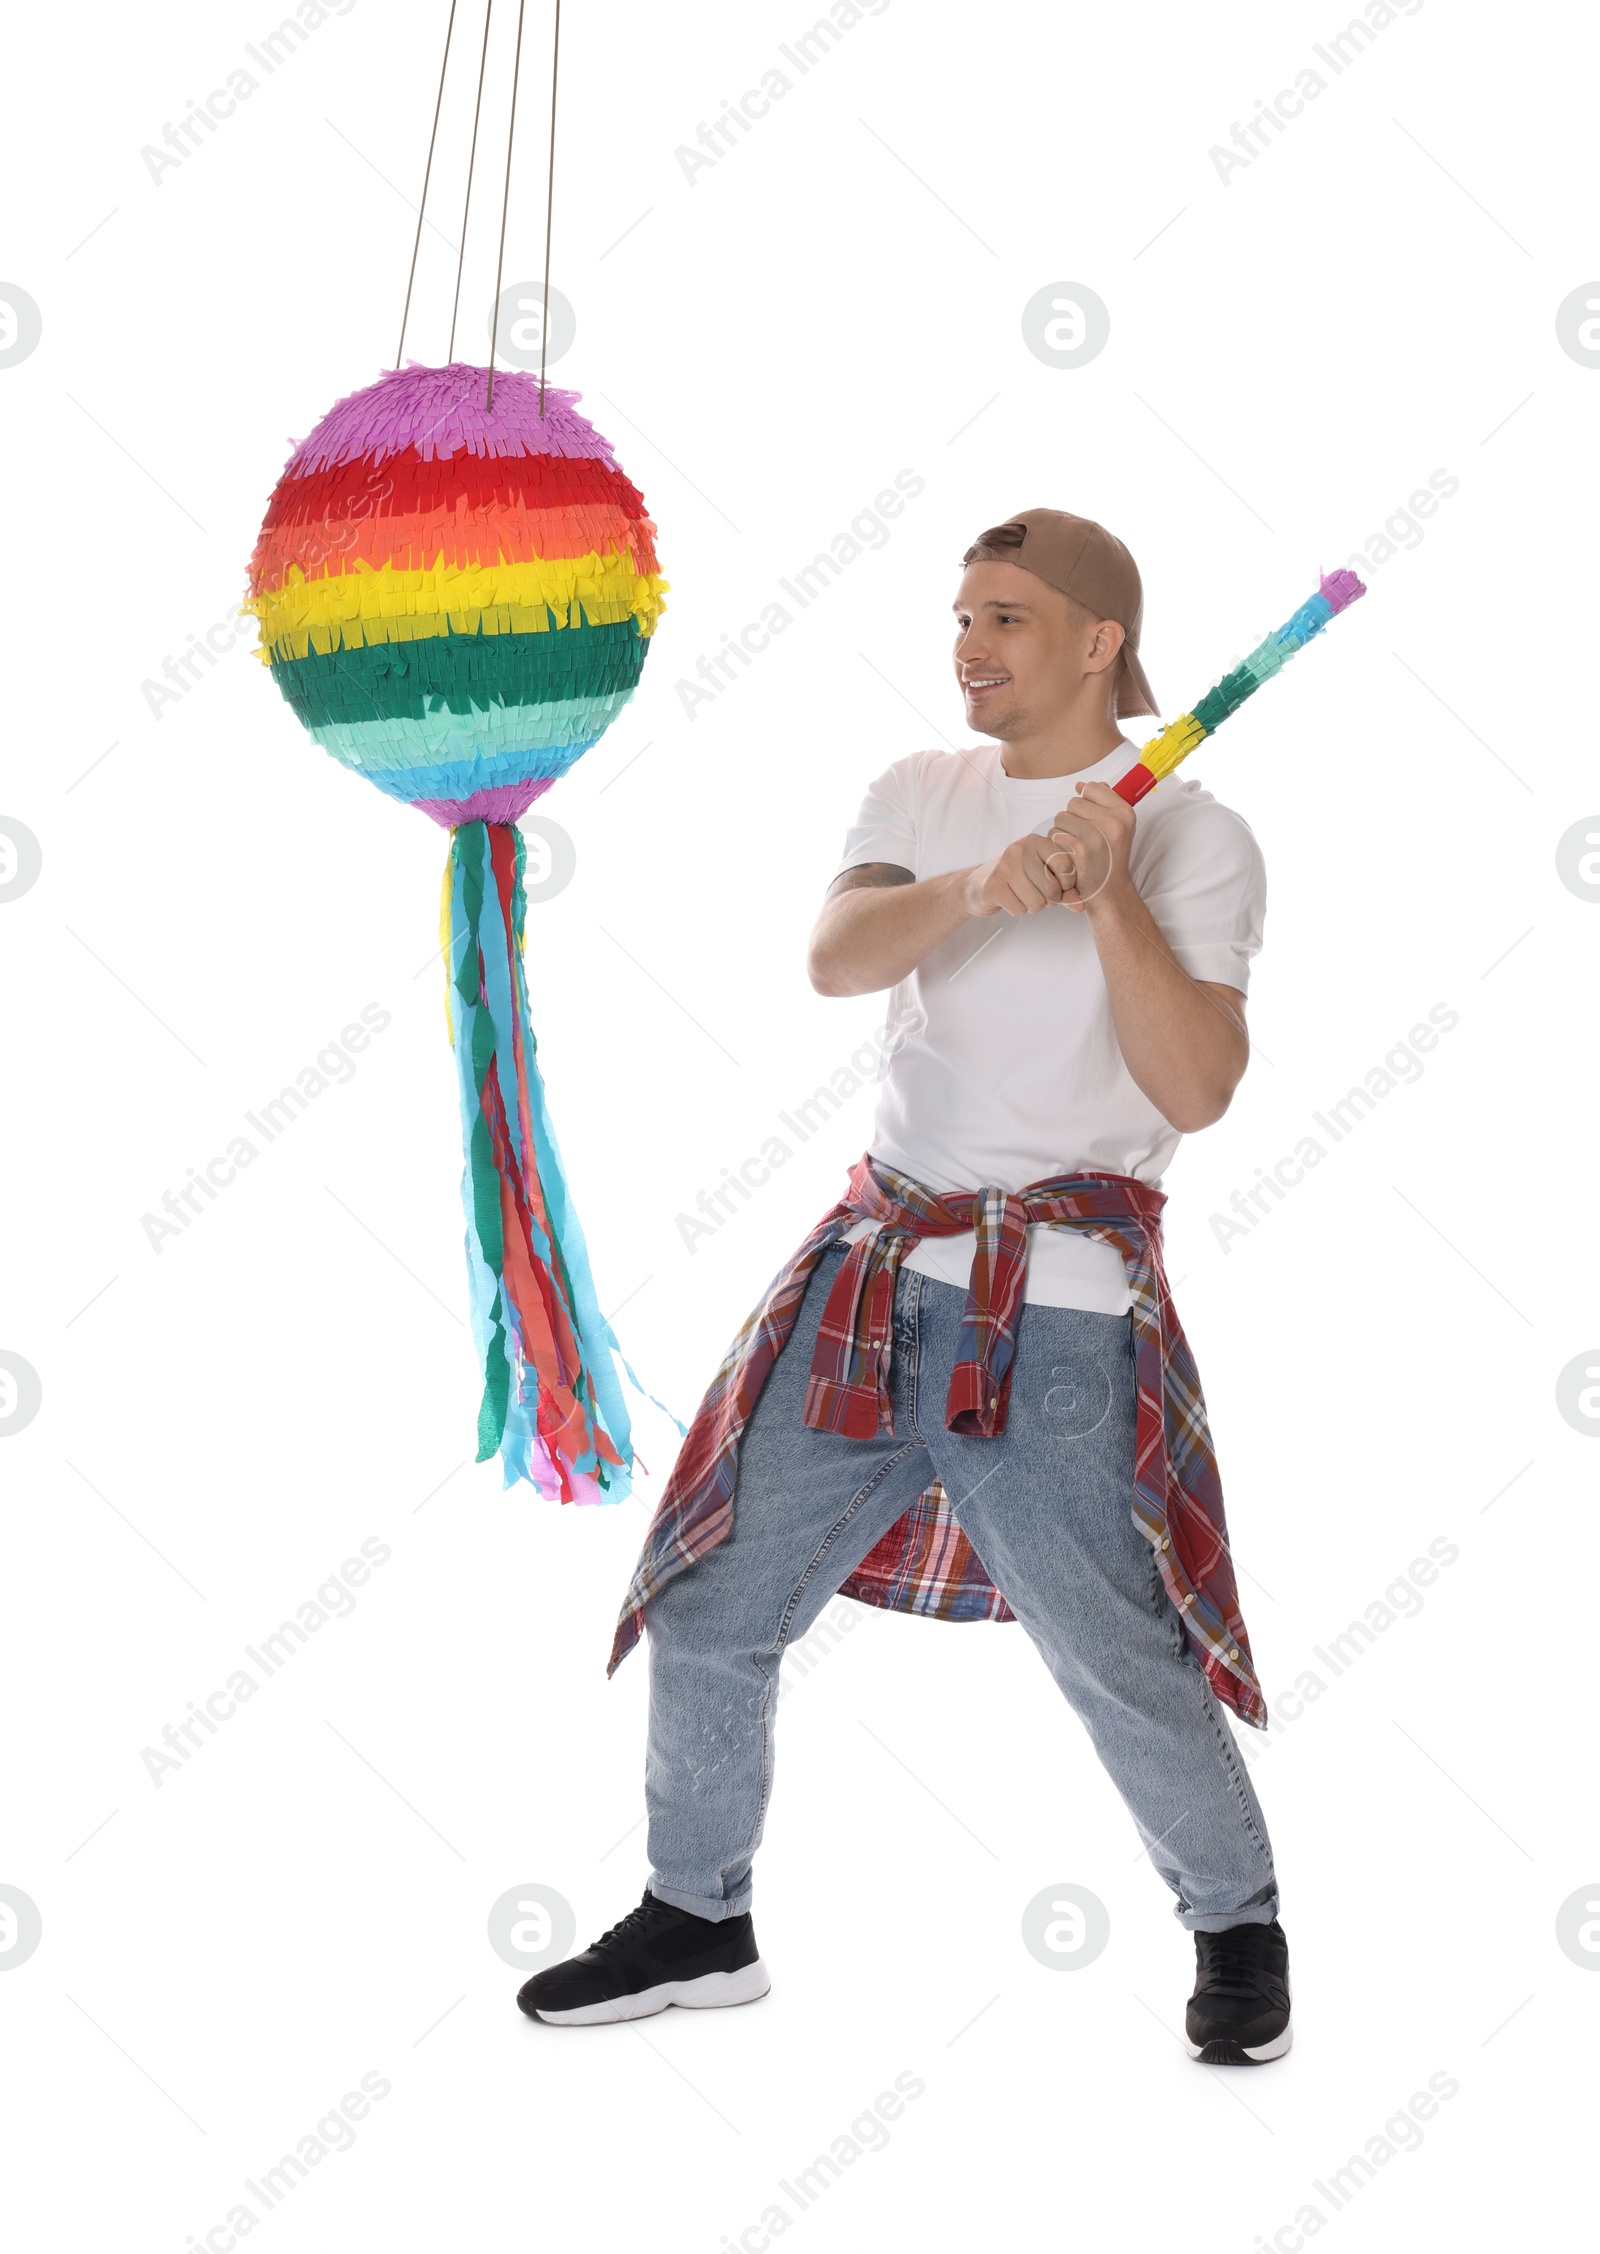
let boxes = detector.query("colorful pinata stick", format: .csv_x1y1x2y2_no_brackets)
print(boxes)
1111,569,1366,805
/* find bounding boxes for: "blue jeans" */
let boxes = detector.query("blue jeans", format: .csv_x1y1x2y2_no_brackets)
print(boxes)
643,1240,1278,1934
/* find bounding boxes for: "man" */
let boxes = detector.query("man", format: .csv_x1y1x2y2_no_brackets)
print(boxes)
518,510,1292,2065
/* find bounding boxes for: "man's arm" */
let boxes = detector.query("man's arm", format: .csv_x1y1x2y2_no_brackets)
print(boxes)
806,832,1081,997
807,863,962,996
1047,780,1251,1131
1084,891,1250,1132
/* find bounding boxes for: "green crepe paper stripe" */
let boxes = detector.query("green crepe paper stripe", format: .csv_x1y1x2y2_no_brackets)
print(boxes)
269,619,647,731
479,1286,511,1462
453,822,513,1459
1190,629,1295,734
1191,663,1258,734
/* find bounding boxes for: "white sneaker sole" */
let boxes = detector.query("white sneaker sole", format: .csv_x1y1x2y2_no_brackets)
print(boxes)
1184,1970,1293,2064
533,1958,772,2027
1184,2020,1293,2063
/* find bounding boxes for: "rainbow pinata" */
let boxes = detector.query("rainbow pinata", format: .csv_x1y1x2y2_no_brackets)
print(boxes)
245,361,666,824
243,362,669,1503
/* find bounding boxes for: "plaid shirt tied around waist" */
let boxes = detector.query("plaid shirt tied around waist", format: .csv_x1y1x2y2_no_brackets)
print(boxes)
609,1155,1266,1729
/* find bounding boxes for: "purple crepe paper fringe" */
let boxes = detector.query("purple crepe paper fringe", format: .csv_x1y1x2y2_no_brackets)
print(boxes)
1319,568,1366,616
282,363,625,478
414,777,557,828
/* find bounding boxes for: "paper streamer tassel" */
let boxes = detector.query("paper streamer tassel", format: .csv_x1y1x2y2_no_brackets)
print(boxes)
444,818,637,1500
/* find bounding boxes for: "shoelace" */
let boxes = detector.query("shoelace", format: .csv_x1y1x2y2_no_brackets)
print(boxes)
590,1896,665,1955
1194,1927,1286,1998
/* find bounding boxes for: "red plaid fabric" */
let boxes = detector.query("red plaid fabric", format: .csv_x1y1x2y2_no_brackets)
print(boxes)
608,1154,1266,1729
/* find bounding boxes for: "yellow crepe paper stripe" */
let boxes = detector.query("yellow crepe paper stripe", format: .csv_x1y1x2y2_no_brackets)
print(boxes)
438,850,456,1047
247,551,669,662
1137,710,1209,782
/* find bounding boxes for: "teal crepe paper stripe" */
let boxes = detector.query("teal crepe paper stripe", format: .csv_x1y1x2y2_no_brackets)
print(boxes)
305,690,636,775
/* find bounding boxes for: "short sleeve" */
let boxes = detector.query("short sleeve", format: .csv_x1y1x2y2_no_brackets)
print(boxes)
1135,793,1267,994
834,756,920,881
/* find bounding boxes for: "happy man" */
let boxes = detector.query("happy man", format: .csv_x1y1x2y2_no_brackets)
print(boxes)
519,509,1291,2066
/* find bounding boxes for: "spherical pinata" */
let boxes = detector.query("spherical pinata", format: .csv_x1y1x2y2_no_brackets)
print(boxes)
243,361,669,1504
245,360,666,824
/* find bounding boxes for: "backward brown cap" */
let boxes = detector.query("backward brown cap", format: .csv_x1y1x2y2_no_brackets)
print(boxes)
961,508,1158,719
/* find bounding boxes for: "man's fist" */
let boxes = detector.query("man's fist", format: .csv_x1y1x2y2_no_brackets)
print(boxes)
961,781,1138,920
1044,779,1136,914
962,831,1075,918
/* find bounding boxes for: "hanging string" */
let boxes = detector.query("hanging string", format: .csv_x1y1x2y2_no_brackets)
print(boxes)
485,0,528,410
538,0,562,416
448,0,496,364
395,0,459,369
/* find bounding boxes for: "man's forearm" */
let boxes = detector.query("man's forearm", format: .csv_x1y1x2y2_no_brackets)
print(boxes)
1083,880,1247,1131
807,868,973,995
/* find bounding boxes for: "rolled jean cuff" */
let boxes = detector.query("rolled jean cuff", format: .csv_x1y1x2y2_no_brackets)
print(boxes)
1180,1896,1281,1934
647,1875,752,1923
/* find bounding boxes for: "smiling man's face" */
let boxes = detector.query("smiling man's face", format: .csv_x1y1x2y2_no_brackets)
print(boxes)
952,559,1123,740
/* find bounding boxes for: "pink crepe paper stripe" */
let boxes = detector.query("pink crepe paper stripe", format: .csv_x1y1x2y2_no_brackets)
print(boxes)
1318,568,1367,615
282,363,623,476
412,777,556,828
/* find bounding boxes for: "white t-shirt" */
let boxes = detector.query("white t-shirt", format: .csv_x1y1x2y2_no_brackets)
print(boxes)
835,737,1267,1314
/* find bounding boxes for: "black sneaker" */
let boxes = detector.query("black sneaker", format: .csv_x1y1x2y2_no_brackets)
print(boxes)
1184,1918,1293,2064
516,1887,771,2026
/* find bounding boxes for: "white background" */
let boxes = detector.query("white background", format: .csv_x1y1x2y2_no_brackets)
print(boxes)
1,0,1594,2246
